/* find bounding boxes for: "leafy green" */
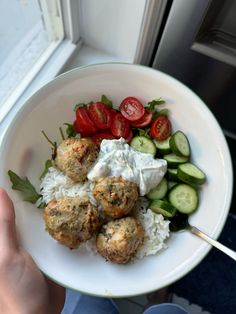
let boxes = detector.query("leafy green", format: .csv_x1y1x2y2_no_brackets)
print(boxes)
137,128,151,139
64,123,81,138
59,126,65,140
146,98,165,111
64,123,76,137
8,170,41,203
39,160,52,180
101,94,113,108
41,130,57,149
41,130,57,160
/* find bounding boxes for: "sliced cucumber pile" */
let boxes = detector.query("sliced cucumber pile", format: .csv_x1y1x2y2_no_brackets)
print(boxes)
144,130,206,221
129,126,206,221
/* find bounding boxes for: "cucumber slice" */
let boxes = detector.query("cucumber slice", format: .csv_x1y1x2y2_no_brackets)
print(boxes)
169,131,190,157
130,136,156,155
167,168,179,181
154,137,171,154
163,153,188,168
146,178,168,200
168,184,198,214
149,199,177,218
177,163,206,185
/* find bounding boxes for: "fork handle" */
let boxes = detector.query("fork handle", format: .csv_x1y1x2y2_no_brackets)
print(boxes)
190,226,236,261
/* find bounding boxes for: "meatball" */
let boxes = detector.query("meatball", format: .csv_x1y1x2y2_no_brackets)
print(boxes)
44,197,101,249
96,217,144,264
92,176,139,218
54,138,98,182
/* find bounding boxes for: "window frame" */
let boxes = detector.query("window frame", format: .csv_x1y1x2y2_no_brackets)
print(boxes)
0,0,80,123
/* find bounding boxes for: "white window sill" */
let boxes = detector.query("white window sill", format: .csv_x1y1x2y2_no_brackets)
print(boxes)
0,38,78,124
62,44,127,72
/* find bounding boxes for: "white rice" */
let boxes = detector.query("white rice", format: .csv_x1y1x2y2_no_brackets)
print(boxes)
39,167,170,259
134,198,170,259
39,167,97,206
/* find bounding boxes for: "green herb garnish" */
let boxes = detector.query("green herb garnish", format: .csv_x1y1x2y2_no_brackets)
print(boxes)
64,123,81,138
137,128,151,139
8,170,41,203
39,160,52,180
41,130,57,160
101,94,113,108
41,130,57,148
59,126,65,140
146,98,165,111
64,123,76,137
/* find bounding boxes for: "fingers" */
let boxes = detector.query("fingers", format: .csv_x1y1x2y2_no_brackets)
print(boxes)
0,188,18,251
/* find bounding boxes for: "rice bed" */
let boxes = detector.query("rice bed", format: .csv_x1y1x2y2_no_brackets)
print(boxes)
40,167,170,259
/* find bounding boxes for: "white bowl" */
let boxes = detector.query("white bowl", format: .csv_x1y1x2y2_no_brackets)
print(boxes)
0,63,233,297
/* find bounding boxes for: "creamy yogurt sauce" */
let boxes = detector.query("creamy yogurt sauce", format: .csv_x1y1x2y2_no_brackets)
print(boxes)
87,138,167,196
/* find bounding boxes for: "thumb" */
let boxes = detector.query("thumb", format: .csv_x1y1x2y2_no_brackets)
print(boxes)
0,188,18,251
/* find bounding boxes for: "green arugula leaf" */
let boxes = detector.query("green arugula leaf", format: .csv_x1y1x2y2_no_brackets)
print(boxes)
146,98,166,111
41,130,57,160
39,160,52,180
59,126,65,140
64,123,76,138
137,128,151,139
101,95,113,108
64,123,81,139
41,130,57,149
8,170,41,203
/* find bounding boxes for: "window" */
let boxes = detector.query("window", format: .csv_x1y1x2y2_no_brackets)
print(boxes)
0,0,64,119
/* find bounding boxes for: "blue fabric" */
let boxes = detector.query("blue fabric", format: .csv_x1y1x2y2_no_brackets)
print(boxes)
62,293,188,314
71,295,119,314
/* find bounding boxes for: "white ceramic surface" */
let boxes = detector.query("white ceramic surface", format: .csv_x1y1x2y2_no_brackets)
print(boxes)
0,63,233,297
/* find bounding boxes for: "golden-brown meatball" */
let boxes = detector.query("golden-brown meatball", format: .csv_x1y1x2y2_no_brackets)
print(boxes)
92,176,139,218
96,217,144,264
44,197,101,249
54,138,98,182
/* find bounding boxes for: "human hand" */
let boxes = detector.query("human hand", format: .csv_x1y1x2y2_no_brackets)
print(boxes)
0,188,65,314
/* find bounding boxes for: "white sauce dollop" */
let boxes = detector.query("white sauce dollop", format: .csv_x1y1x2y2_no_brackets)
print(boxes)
87,138,167,196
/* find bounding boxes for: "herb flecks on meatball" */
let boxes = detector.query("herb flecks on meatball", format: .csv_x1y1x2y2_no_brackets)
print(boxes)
44,197,101,249
54,138,98,182
93,176,139,218
96,217,144,264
